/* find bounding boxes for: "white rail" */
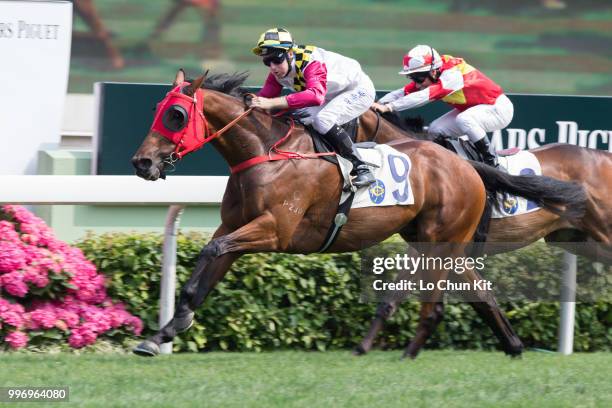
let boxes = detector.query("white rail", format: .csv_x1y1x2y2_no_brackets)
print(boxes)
0,175,227,205
0,175,577,355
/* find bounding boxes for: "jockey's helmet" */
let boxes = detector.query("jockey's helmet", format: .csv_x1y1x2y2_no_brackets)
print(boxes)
398,45,442,75
252,28,295,56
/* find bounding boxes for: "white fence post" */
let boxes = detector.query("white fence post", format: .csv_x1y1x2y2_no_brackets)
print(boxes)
558,251,577,355
159,205,185,355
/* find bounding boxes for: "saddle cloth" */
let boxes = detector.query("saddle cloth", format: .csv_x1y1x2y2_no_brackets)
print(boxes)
336,144,415,209
492,150,542,218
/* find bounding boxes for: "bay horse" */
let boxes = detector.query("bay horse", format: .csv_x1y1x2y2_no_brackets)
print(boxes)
354,112,611,357
130,70,586,358
357,113,612,260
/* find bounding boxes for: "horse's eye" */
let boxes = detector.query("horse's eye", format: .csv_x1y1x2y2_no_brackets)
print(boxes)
162,105,188,132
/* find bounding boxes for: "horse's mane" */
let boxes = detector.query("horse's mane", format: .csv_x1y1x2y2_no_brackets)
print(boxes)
197,71,250,98
195,71,302,124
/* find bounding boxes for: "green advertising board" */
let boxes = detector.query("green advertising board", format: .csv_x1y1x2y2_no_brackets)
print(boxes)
94,82,611,176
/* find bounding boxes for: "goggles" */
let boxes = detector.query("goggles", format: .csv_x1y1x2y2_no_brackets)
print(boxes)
263,51,287,66
408,72,430,84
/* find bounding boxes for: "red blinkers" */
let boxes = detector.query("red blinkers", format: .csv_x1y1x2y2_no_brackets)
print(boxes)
150,82,207,158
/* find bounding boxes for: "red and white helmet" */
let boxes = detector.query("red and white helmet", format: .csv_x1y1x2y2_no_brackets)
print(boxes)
398,45,442,75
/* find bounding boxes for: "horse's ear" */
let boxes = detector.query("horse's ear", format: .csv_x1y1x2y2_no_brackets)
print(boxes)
190,74,205,92
173,69,186,87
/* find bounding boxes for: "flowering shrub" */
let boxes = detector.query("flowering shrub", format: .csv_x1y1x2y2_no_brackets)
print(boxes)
0,205,142,350
78,232,611,353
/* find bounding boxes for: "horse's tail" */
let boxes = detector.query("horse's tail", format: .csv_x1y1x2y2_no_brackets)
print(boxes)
469,161,587,220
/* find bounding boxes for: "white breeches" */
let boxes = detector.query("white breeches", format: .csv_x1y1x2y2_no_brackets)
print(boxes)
428,94,514,143
297,74,375,134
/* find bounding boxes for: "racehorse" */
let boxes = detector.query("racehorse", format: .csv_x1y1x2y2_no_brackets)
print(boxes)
130,70,586,358
353,111,612,357
358,112,612,260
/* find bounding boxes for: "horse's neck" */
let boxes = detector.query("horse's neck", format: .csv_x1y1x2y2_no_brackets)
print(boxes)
357,110,417,144
204,91,272,167
204,91,310,169
367,117,417,143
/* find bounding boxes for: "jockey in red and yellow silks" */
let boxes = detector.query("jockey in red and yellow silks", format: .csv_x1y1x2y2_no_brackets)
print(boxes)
373,45,514,167
250,27,376,188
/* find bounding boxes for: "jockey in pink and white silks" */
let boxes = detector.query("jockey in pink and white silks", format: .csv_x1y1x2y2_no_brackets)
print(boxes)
250,27,376,187
372,45,514,167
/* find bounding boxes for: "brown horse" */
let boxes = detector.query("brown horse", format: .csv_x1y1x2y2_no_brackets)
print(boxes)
130,71,585,358
354,112,611,356
358,113,612,260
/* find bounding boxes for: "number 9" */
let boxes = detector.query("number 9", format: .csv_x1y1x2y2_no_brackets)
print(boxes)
388,154,411,203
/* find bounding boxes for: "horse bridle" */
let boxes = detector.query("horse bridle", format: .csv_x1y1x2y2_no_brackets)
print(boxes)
151,83,254,163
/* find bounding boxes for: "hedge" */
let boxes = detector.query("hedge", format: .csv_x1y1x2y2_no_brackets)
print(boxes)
75,232,611,353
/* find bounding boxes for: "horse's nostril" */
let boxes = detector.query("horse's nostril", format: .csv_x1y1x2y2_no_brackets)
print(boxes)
132,157,153,171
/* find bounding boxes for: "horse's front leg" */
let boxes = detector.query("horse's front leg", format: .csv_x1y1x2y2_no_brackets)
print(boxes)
134,214,280,356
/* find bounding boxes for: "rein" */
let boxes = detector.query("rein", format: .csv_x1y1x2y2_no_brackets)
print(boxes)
230,114,336,174
371,110,382,144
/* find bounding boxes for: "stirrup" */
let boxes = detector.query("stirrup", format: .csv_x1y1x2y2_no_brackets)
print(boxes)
352,166,376,188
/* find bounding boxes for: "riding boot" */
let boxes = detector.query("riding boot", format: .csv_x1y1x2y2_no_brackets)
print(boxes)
325,124,376,188
474,138,498,167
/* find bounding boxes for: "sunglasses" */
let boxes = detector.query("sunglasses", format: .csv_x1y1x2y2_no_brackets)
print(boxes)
263,54,286,66
408,73,430,84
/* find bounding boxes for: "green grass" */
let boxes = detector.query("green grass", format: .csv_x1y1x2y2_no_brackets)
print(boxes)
1,351,610,407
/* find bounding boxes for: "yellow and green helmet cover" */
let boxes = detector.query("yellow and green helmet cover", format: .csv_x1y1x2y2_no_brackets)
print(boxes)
252,27,295,56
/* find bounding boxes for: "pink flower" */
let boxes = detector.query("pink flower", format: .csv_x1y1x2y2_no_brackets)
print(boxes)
0,241,27,273
23,267,49,288
0,272,28,297
0,299,25,317
68,325,97,348
127,317,143,335
30,308,57,329
4,331,28,349
67,331,85,348
108,308,128,328
1,310,24,328
55,308,79,328
0,297,12,313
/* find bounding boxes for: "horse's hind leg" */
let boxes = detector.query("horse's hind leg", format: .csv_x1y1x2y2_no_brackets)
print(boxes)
460,268,524,357
403,301,444,359
354,301,398,355
403,246,449,359
355,243,422,355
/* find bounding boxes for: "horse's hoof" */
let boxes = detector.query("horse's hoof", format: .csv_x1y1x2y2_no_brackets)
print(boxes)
353,344,367,356
133,340,160,357
175,312,195,333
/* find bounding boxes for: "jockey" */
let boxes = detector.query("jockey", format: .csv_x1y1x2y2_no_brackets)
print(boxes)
372,45,514,167
250,28,376,188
